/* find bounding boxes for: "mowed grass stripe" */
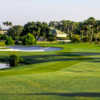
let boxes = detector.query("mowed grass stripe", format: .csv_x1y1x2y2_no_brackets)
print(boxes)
0,43,100,100
0,61,79,77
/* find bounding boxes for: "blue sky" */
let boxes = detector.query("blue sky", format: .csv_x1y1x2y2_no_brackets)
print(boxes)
0,0,100,25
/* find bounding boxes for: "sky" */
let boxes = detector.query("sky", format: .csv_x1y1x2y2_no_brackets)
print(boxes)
0,0,100,25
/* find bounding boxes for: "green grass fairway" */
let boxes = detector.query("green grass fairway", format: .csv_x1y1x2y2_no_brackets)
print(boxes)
0,43,100,100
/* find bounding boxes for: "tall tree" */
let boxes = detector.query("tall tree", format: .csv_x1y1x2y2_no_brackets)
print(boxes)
22,22,50,40
84,17,96,42
7,25,23,41
3,21,13,27
95,20,100,42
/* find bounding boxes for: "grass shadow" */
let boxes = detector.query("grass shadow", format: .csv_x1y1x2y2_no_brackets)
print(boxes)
0,92,100,97
0,52,100,65
21,52,100,64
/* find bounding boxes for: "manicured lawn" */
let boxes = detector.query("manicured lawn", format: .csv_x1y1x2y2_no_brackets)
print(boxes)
0,42,100,100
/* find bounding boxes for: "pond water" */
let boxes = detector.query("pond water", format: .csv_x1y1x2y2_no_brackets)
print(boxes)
0,46,62,52
0,63,10,69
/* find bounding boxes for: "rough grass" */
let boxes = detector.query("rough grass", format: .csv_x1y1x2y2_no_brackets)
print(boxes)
0,42,100,100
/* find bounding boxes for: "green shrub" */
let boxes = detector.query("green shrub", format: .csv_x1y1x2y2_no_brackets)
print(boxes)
0,41,6,47
82,37,89,42
47,35,56,41
0,34,8,40
5,36,15,45
9,54,23,67
72,34,80,42
22,33,36,45
15,40,22,45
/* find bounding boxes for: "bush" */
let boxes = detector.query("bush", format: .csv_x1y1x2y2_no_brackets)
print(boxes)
82,37,89,42
0,41,6,47
72,34,80,42
5,36,15,45
47,35,56,41
15,40,22,45
0,34,8,40
22,33,36,45
9,54,23,67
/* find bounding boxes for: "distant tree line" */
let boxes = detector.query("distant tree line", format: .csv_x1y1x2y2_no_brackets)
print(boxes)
1,17,100,46
49,17,100,42
0,21,52,45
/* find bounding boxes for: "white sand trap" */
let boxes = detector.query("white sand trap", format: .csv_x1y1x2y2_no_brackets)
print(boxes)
0,46,62,52
0,63,10,69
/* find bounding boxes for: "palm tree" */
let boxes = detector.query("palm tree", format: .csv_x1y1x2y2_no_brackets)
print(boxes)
79,22,85,41
3,21,13,28
95,20,100,42
61,20,74,39
85,17,96,42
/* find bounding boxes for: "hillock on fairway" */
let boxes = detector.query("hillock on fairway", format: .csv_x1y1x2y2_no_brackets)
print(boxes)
0,43,100,100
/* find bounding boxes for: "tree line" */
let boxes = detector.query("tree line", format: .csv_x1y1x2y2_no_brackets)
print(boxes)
0,17,100,46
49,17,100,42
0,21,52,45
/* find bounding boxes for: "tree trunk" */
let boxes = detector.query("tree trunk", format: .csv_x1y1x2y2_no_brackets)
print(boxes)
95,35,98,43
70,32,72,39
95,27,99,43
90,29,94,42
81,31,84,42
